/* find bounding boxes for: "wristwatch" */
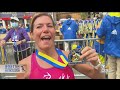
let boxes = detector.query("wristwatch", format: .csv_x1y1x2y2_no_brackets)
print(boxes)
90,59,101,70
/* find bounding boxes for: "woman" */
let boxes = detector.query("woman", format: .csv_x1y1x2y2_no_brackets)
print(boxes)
0,16,31,64
17,13,105,79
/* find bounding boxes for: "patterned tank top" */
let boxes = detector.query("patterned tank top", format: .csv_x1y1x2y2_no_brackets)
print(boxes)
29,53,75,79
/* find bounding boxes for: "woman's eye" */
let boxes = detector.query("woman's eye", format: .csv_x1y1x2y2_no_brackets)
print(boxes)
48,25,53,27
36,26,42,28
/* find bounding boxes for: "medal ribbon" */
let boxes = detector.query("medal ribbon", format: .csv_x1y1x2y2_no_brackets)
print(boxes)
36,48,68,68
13,31,17,47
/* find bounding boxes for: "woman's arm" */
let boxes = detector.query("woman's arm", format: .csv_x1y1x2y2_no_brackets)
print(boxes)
16,28,30,45
3,30,13,42
16,59,29,79
73,63,105,79
0,30,12,46
63,46,105,79
21,29,30,41
16,39,27,45
73,46,105,79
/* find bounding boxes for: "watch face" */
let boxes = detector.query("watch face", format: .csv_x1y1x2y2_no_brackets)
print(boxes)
68,48,86,65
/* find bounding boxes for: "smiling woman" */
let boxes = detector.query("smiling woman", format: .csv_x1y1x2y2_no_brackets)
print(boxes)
30,14,56,51
16,13,105,79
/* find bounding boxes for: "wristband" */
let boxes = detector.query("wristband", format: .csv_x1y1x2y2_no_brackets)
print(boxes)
90,59,101,70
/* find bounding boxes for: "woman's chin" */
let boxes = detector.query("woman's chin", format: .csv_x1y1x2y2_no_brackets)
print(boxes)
41,45,51,50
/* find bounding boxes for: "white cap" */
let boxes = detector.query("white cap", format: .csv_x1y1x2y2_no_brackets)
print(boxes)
11,17,19,22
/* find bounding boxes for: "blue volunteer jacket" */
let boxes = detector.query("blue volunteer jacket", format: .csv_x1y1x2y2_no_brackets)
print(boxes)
96,15,120,57
0,28,6,34
60,19,78,39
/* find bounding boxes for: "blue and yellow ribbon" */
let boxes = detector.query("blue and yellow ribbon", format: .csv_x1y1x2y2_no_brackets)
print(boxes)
36,48,68,69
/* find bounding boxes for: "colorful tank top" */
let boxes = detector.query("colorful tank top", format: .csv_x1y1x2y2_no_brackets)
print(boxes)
29,52,75,79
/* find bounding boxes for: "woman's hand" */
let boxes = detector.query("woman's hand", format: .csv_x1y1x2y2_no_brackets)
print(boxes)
73,46,105,79
16,40,24,45
80,46,99,66
16,41,22,45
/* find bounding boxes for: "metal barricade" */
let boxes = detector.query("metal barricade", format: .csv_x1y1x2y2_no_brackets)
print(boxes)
0,38,107,79
55,38,101,50
0,41,35,65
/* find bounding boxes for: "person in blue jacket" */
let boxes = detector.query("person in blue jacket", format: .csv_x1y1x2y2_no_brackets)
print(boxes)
0,25,7,34
96,12,120,79
25,24,30,32
60,15,79,51
1,28,7,34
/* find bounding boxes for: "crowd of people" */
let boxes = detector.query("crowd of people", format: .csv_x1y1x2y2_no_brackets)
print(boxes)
0,22,30,34
57,13,103,39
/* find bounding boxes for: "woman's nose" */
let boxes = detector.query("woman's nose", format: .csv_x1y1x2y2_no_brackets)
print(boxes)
42,25,49,33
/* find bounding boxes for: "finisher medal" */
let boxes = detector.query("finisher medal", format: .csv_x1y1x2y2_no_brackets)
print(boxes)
68,45,86,64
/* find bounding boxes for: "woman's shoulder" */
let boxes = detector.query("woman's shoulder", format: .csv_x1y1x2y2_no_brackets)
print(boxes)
17,54,32,79
18,54,32,65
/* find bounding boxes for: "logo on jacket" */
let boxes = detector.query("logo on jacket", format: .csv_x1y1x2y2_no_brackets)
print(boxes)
111,29,117,35
68,27,71,30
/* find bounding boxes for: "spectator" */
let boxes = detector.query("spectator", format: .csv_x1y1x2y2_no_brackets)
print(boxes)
60,15,79,51
0,16,31,64
25,24,30,32
0,25,7,34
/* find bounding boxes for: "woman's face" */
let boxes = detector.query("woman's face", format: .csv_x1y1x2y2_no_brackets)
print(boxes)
31,16,55,50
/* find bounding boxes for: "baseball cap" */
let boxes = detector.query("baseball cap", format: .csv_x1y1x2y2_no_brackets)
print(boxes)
11,17,19,22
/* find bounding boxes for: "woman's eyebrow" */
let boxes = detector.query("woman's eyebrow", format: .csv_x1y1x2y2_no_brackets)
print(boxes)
35,23,52,26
